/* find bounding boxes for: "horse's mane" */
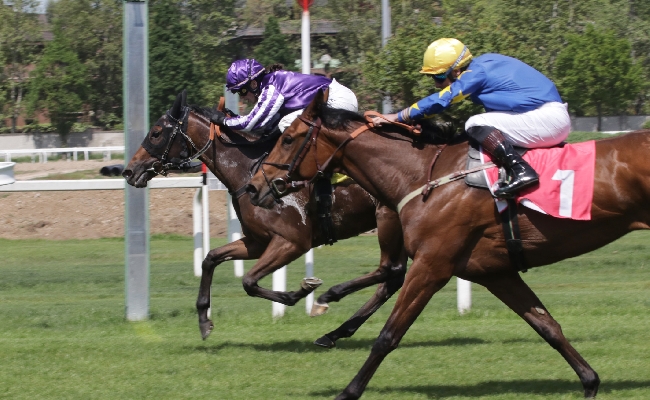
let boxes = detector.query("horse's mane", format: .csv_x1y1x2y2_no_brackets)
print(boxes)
189,104,213,121
318,105,465,145
188,104,272,144
320,106,367,130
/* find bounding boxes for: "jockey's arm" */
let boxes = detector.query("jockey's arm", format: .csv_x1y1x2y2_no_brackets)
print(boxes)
397,66,486,123
224,85,285,132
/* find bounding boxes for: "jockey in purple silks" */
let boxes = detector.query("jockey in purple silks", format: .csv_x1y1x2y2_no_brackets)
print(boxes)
210,59,358,135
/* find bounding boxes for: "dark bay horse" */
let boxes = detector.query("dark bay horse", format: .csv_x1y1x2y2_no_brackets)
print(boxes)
123,90,407,346
248,90,650,399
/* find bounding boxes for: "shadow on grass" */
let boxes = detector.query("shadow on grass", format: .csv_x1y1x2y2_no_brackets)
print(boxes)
312,379,650,398
188,337,487,354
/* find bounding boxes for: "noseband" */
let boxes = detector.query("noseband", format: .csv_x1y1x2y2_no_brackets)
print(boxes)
143,106,215,176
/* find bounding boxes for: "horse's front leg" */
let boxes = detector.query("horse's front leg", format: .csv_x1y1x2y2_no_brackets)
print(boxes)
241,235,322,305
335,257,452,400
197,236,265,340
474,272,600,398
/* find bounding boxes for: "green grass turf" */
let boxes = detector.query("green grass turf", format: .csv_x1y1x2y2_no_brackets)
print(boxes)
0,234,649,399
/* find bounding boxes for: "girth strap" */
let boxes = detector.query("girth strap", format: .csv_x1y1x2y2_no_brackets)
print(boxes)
396,162,495,214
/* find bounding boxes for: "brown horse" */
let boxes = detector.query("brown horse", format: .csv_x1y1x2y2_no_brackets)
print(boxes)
248,90,650,399
123,90,407,346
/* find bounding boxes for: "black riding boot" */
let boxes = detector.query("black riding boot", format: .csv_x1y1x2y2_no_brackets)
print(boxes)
467,126,539,198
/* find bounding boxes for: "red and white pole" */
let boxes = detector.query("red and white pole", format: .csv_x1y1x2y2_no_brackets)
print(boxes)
299,0,313,75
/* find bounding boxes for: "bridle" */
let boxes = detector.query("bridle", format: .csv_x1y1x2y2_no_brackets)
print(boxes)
260,111,416,199
144,106,215,176
260,116,326,197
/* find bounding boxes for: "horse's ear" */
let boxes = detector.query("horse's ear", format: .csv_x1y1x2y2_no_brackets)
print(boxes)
180,89,187,107
302,88,328,120
170,91,184,119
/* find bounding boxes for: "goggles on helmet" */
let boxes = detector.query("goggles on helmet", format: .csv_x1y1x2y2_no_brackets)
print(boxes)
231,86,248,96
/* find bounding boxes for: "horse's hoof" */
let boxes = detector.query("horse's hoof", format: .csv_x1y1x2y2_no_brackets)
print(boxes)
310,301,330,317
301,277,323,291
313,334,336,348
199,320,214,340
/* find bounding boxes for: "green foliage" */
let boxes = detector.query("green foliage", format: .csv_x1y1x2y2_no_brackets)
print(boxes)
555,24,644,129
184,0,238,106
149,0,202,123
642,119,650,129
253,17,295,69
26,27,89,146
47,0,123,127
0,0,42,132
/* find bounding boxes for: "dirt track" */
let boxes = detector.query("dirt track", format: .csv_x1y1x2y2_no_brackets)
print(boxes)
1,160,228,240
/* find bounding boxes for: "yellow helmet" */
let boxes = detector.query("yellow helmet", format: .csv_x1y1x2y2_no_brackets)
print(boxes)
420,38,473,76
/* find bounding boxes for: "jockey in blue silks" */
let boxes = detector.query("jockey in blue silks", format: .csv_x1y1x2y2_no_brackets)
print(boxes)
376,38,571,198
210,59,358,135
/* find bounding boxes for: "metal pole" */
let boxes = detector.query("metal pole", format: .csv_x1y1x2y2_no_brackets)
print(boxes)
123,0,149,321
381,0,392,114
301,8,310,75
301,4,313,315
224,89,239,116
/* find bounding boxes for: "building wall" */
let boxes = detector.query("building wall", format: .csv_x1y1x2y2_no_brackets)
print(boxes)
0,131,124,150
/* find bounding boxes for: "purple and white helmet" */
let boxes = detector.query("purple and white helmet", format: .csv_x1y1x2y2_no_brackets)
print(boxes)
226,59,265,91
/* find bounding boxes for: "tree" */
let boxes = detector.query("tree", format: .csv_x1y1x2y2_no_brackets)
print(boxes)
185,0,238,106
47,0,123,129
0,0,42,132
555,24,644,130
149,0,201,124
253,17,295,68
27,26,89,145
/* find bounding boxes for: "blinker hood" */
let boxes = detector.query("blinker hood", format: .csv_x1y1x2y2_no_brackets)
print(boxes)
141,106,191,162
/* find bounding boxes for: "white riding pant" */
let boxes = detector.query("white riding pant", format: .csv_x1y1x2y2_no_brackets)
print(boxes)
278,78,359,132
465,101,571,148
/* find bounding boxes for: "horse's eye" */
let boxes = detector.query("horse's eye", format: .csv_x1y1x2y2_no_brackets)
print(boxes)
282,136,293,145
151,128,162,138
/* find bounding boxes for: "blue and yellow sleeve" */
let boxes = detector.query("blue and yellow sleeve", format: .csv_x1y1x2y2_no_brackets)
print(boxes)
397,67,485,123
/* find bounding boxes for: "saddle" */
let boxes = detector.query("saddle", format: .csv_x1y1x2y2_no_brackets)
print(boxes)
464,144,527,190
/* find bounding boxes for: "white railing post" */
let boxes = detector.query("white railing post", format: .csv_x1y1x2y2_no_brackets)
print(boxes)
227,194,244,277
457,277,472,314
272,266,287,317
192,187,204,277
305,249,314,314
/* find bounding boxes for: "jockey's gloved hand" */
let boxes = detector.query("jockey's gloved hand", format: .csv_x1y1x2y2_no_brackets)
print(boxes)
223,108,238,117
207,109,226,126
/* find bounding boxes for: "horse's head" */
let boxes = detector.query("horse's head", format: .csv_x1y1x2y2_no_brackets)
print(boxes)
123,89,218,187
248,89,350,208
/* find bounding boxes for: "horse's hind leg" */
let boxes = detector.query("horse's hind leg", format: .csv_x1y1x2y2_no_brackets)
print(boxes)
197,236,265,340
475,272,600,398
241,235,322,305
313,268,405,348
312,204,404,316
313,249,407,348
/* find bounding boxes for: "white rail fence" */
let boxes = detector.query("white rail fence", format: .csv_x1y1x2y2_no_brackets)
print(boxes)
0,160,470,316
0,163,317,317
1,146,125,163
